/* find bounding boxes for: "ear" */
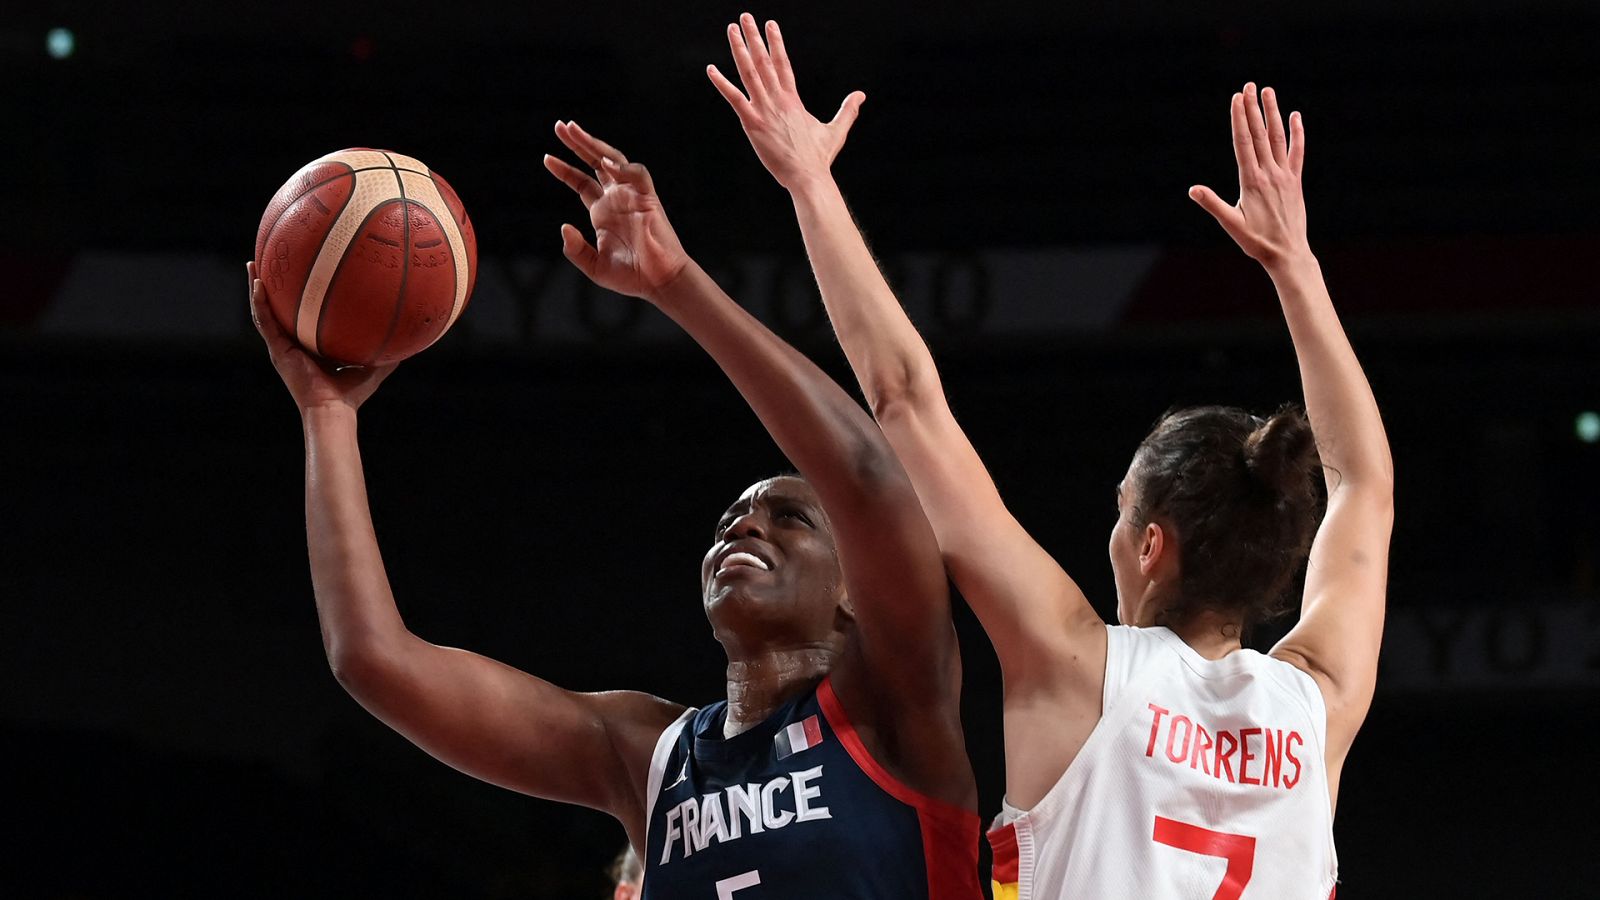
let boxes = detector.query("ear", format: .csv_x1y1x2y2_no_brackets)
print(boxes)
1138,520,1168,577
834,585,856,626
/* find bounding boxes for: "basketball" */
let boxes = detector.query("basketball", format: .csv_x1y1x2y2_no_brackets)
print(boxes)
253,149,478,366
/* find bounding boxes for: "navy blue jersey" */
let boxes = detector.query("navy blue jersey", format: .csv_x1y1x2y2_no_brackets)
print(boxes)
641,677,980,900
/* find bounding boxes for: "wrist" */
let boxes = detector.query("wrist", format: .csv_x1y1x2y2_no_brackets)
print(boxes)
786,172,844,205
1263,247,1321,283
300,402,359,430
644,258,705,309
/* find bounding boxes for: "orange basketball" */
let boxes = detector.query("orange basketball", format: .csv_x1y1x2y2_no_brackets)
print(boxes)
254,149,478,366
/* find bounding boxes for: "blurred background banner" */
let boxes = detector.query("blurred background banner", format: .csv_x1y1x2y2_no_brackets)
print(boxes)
3,0,1597,897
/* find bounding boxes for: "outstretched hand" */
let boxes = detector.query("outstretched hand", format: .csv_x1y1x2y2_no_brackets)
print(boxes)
248,261,396,413
707,14,864,192
1190,84,1311,270
543,122,689,301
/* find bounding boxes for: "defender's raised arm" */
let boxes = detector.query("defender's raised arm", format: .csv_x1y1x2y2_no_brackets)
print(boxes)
710,15,1106,807
1191,85,1394,791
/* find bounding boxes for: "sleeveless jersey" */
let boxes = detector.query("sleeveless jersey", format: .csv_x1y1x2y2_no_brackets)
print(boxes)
641,676,981,900
988,625,1337,900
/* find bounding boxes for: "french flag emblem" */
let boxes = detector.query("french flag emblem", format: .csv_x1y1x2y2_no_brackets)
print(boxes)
774,715,824,760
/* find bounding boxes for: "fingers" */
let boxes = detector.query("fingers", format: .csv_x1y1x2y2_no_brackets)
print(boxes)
246,260,261,330
247,266,297,358
553,121,602,170
554,120,626,172
829,91,866,138
1229,92,1260,181
1289,110,1306,176
725,20,769,107
543,153,603,208
764,19,798,94
1188,184,1247,242
738,13,781,98
1242,83,1275,172
558,223,600,278
707,64,753,118
1263,86,1289,167
601,157,656,195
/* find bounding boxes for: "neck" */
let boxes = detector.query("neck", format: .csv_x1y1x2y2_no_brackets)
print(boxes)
723,645,839,738
1168,609,1245,660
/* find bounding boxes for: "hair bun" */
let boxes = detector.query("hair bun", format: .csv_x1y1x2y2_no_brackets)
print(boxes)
1243,405,1319,494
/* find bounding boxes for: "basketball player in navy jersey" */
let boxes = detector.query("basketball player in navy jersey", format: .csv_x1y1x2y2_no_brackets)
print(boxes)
247,118,982,897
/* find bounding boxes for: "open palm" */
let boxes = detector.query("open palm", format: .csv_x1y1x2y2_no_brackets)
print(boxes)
544,121,688,299
1190,83,1311,269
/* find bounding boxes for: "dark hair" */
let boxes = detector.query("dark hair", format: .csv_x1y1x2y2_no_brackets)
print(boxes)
1129,404,1324,633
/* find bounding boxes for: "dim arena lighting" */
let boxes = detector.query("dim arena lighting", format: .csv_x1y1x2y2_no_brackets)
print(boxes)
1577,411,1600,444
47,27,75,60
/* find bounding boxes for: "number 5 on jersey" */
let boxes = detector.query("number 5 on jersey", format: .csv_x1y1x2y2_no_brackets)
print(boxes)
716,870,761,899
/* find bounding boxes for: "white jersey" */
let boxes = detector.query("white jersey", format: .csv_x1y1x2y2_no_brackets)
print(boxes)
989,625,1337,900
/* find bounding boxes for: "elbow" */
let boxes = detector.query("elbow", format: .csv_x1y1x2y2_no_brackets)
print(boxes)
325,633,406,696
861,351,942,424
1328,447,1395,505
1365,454,1396,504
865,367,935,427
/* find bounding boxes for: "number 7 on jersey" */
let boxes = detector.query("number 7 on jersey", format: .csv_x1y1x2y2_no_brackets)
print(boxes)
1152,816,1255,900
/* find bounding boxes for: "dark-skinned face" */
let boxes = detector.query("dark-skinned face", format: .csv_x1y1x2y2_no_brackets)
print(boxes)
700,477,848,650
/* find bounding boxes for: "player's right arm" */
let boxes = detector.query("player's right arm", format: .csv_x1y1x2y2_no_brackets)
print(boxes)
1186,87,1394,791
709,19,1106,729
248,265,684,842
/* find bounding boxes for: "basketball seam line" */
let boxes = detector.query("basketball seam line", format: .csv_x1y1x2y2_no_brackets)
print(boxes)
371,152,412,367
259,160,430,266
265,161,357,340
259,160,432,248
313,199,400,362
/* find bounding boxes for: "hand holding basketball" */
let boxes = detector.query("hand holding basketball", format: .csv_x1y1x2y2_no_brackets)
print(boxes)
1189,84,1311,271
544,122,689,300
253,149,478,366
250,261,396,413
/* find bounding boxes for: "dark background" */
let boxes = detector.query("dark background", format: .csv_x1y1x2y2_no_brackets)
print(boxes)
4,1,1598,897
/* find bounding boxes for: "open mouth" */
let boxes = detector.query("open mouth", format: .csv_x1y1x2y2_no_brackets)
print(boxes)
715,545,773,575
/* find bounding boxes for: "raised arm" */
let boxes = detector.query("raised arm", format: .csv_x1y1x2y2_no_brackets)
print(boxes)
1188,85,1394,774
707,17,1106,700
543,124,971,805
248,265,683,848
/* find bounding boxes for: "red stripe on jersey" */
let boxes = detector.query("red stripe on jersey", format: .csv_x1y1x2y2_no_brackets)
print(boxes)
988,822,1020,883
817,677,983,900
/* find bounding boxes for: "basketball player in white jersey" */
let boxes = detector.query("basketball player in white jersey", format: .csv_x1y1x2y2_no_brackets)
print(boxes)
710,16,1392,898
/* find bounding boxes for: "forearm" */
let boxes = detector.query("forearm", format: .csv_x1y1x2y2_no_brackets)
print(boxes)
302,406,412,669
1268,254,1394,492
788,178,943,415
650,260,894,499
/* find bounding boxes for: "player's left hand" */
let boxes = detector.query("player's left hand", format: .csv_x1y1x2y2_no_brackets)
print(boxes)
545,122,690,301
1189,83,1312,271
708,14,864,192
